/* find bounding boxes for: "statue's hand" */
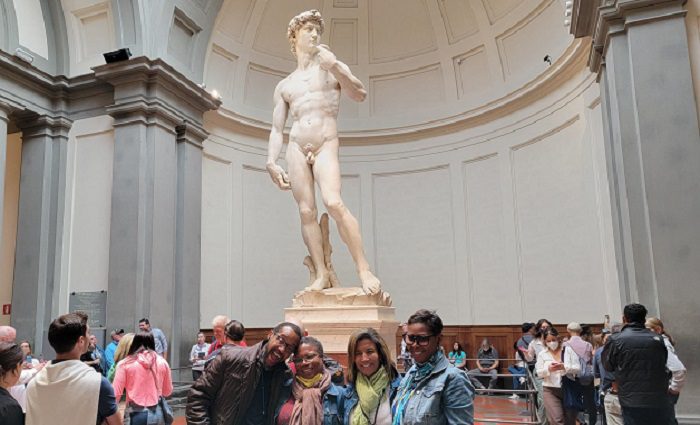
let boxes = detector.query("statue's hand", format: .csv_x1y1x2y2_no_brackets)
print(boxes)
317,44,337,71
266,162,291,190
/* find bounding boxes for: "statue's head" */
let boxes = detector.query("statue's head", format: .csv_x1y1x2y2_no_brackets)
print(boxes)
287,9,324,57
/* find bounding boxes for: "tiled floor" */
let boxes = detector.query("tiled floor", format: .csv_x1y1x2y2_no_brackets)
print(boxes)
173,395,535,425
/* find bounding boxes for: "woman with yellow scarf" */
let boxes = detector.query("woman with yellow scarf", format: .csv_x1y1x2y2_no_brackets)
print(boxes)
343,328,402,425
276,336,344,425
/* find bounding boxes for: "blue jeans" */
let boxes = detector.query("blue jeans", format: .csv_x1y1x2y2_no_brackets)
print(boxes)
128,405,165,425
508,365,526,390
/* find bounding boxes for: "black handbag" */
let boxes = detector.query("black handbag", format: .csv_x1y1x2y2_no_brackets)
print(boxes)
560,347,584,411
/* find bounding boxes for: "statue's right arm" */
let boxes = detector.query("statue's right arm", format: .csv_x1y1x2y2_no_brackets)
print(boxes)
267,82,291,190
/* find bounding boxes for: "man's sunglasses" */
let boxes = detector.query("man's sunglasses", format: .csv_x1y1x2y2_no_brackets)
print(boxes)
403,334,434,346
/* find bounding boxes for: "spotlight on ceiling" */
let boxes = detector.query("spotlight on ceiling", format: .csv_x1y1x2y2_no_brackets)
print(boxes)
103,48,132,64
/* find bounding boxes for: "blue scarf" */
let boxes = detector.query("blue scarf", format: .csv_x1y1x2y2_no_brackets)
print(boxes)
391,350,444,425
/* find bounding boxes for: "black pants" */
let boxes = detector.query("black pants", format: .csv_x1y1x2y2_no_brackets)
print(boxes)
193,369,202,381
622,405,673,425
582,383,597,425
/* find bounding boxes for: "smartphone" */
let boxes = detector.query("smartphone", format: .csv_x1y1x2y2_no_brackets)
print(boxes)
25,355,33,364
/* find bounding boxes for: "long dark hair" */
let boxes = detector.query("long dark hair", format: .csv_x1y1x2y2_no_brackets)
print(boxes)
128,331,156,356
450,342,464,354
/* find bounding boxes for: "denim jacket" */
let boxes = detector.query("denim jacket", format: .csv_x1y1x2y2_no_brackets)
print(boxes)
342,375,403,424
395,354,475,425
275,382,346,425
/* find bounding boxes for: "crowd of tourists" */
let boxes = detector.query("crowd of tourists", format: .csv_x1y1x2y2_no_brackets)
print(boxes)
0,303,686,425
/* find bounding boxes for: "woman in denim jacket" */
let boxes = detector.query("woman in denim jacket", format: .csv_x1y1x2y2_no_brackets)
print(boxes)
276,336,344,425
343,328,402,425
391,310,475,425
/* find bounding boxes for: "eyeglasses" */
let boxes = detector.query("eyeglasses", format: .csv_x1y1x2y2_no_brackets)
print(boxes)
403,333,434,346
292,352,320,364
273,333,295,354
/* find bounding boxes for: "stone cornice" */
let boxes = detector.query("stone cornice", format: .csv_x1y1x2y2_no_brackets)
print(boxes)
572,0,687,73
0,49,112,119
93,56,221,124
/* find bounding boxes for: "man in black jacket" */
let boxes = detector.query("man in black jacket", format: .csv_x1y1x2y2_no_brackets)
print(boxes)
602,303,671,425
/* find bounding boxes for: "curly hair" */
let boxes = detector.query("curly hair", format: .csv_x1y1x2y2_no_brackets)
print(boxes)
287,9,324,56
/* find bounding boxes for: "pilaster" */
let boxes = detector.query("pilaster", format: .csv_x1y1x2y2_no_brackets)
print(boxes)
94,57,219,366
10,113,72,357
573,0,700,418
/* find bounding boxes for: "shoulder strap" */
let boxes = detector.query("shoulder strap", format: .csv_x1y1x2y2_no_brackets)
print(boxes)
149,355,162,395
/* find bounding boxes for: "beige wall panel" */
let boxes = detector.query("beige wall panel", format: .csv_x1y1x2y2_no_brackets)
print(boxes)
206,44,238,101
244,63,286,111
216,0,255,43
201,154,233,326
66,125,114,293
481,0,521,24
463,155,513,324
368,0,436,63
497,0,569,80
329,19,358,65
370,65,444,116
252,0,323,59
241,166,305,327
511,118,608,323
454,47,491,102
373,166,458,324
62,0,116,76
438,0,479,44
0,134,21,326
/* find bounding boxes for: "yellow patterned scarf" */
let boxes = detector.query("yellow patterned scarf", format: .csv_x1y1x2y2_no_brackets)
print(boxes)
352,368,390,425
289,370,331,425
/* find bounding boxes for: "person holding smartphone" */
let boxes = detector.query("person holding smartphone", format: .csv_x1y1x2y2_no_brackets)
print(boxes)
535,328,581,425
189,333,209,381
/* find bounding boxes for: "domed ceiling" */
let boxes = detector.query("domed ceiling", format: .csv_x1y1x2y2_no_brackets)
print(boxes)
204,0,576,136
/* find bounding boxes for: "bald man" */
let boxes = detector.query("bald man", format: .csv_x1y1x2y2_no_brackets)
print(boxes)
0,325,17,342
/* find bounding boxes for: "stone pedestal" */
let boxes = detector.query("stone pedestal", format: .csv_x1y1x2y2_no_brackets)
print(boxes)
285,288,399,360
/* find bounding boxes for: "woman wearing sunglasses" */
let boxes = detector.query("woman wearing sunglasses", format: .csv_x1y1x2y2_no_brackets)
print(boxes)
392,309,474,425
343,328,402,425
276,336,344,425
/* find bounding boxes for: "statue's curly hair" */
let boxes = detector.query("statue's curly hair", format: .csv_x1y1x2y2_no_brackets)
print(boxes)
287,10,324,56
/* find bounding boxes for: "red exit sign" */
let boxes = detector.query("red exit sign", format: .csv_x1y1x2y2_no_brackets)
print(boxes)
2,304,10,315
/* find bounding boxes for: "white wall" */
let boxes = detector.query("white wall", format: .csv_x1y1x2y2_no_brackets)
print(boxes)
12,0,49,59
200,65,621,328
58,116,115,312
0,133,21,326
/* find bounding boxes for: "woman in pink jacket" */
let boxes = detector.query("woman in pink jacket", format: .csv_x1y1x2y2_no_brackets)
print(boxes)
113,331,173,425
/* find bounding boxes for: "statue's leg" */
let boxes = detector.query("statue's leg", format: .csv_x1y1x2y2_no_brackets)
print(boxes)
314,141,380,294
286,144,330,291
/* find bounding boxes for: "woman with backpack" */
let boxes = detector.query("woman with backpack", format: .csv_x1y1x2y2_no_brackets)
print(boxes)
535,328,581,425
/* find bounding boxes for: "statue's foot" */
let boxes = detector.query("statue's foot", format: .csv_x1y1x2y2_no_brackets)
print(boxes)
305,273,331,291
359,270,381,295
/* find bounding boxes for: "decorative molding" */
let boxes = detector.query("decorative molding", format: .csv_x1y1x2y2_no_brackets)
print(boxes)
453,45,488,99
438,0,479,44
571,0,688,73
368,0,437,64
369,63,444,116
243,62,286,110
495,0,557,78
329,18,358,65
481,0,520,25
207,32,590,144
93,56,220,133
333,0,358,8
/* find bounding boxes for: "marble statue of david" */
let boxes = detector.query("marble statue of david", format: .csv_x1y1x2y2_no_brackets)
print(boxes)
266,10,380,295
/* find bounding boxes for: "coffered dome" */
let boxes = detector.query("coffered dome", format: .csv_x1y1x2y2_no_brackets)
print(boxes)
205,0,576,137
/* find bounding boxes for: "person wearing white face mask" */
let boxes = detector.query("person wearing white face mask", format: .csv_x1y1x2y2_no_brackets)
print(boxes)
535,328,581,425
